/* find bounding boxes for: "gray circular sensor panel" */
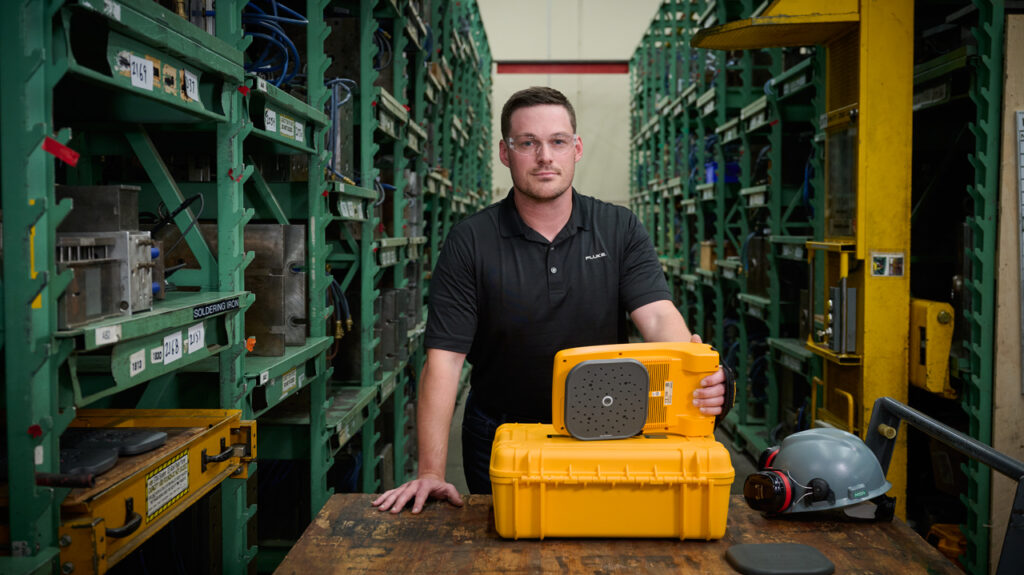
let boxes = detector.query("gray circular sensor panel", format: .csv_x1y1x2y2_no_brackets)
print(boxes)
563,358,649,440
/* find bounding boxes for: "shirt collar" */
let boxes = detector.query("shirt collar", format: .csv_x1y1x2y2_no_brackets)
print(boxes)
498,188,590,239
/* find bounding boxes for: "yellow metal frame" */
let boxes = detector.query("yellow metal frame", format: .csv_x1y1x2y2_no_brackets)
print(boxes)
693,0,914,517
57,409,256,574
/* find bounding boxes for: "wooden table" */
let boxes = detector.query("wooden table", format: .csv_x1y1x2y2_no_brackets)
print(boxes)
276,494,960,574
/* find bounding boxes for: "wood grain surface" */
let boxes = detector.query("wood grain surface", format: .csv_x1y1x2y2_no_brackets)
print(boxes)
275,494,960,574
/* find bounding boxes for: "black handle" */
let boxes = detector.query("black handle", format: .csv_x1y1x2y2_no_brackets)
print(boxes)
106,497,142,538
201,438,232,472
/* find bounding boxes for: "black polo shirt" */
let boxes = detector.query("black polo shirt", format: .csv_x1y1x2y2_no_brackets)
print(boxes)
424,189,671,421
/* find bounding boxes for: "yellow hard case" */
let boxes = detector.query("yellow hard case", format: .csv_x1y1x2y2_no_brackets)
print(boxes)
551,342,721,437
489,423,734,540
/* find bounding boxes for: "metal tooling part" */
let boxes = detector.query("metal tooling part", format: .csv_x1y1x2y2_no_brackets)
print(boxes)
56,230,155,328
56,185,140,233
563,359,650,440
284,224,307,346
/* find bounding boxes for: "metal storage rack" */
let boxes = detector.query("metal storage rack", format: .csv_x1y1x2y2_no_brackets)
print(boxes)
0,1,490,573
630,2,1009,574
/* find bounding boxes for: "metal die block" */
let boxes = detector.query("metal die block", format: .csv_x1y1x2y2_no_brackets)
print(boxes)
406,120,426,156
283,225,308,346
382,290,398,323
56,185,140,232
57,236,123,330
245,274,286,357
395,316,410,361
58,410,255,574
375,89,408,141
57,231,155,329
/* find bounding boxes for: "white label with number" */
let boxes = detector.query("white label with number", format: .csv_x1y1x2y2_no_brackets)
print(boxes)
150,346,163,364
282,369,298,394
257,78,268,92
187,323,205,354
95,325,122,347
260,371,269,385
264,109,277,132
295,122,304,143
163,332,183,365
129,349,146,377
183,70,199,102
664,380,673,406
103,0,122,21
130,54,154,91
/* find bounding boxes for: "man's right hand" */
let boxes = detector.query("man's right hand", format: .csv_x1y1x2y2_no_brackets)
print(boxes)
371,473,464,514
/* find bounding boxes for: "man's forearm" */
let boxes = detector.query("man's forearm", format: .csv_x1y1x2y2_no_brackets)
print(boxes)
631,299,693,342
416,350,464,479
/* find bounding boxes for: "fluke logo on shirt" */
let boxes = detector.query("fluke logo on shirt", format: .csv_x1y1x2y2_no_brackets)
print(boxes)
585,252,608,261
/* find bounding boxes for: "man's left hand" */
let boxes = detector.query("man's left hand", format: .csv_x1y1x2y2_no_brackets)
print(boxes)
689,333,727,415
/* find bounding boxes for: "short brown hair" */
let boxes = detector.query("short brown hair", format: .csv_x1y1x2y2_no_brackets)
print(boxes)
500,86,577,139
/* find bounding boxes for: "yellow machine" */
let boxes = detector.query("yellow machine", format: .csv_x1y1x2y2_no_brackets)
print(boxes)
551,342,720,440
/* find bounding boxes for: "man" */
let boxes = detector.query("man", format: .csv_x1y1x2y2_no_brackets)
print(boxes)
372,87,730,514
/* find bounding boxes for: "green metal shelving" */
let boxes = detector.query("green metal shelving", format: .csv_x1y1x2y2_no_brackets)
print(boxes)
1,0,490,572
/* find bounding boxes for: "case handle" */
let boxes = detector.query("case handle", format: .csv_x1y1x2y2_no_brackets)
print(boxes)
106,497,142,538
202,438,233,472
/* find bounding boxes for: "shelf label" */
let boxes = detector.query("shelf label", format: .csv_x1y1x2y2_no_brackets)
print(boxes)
280,114,295,139
260,371,270,385
871,252,905,277
183,70,199,102
188,323,205,354
264,109,278,132
103,0,122,21
192,297,240,320
147,450,189,521
163,331,183,365
150,346,164,364
35,445,44,466
129,349,146,377
130,54,154,91
294,122,305,143
257,78,268,92
95,325,122,347
282,368,298,395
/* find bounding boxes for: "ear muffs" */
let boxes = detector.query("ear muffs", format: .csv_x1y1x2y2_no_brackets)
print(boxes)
743,469,794,513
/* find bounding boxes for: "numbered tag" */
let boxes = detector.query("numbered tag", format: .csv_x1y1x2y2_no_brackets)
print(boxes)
130,54,154,91
282,369,298,394
295,122,305,143
150,346,164,364
95,325,122,347
257,78,268,92
264,109,277,132
260,371,270,385
187,323,205,354
280,115,295,139
183,70,200,102
163,332,183,365
129,349,146,377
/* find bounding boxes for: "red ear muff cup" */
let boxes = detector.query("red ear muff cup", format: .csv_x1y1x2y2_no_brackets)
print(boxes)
757,447,780,470
771,470,793,511
743,470,793,513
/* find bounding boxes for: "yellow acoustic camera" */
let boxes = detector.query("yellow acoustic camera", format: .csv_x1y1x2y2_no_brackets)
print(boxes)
551,342,720,440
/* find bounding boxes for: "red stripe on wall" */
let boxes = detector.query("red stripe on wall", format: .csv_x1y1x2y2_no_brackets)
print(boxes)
496,61,629,74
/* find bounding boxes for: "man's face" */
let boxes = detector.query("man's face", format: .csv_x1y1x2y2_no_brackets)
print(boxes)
499,104,583,202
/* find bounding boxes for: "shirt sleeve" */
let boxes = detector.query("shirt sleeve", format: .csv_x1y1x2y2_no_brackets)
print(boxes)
618,209,672,312
424,226,478,353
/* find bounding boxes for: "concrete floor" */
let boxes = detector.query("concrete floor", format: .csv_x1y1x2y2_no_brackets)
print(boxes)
444,386,758,496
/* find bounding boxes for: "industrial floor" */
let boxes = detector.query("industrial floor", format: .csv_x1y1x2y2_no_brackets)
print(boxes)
445,385,759,495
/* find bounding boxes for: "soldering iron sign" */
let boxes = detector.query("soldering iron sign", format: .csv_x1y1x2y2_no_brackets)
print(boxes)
192,298,240,320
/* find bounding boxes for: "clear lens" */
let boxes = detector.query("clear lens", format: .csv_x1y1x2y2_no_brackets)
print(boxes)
507,134,576,156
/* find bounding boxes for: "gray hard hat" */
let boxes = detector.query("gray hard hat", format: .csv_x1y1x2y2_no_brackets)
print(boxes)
748,427,892,514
